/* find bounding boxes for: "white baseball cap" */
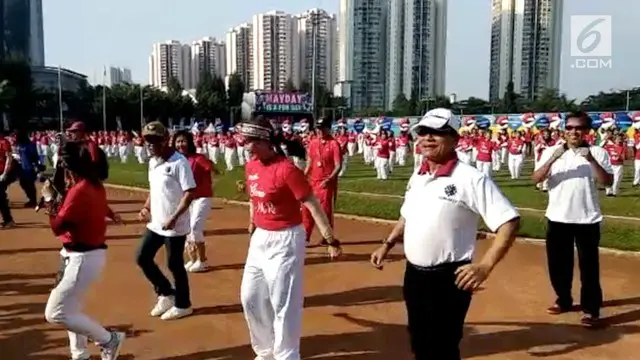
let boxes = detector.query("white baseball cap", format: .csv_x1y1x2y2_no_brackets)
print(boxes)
411,108,460,133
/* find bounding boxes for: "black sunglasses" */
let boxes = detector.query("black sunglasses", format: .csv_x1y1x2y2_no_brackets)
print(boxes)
565,125,588,131
415,126,457,137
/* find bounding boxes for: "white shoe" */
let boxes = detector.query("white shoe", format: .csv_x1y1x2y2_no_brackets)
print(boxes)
150,296,174,317
160,306,193,320
188,260,207,273
100,331,126,360
184,261,194,270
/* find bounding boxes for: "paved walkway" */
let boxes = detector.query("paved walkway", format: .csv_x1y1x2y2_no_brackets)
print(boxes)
1,186,639,359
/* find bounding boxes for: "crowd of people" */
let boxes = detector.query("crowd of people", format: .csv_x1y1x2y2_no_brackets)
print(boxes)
0,108,631,360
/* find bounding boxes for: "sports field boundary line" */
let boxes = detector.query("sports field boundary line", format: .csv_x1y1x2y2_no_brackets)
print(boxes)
104,183,640,258
339,190,640,223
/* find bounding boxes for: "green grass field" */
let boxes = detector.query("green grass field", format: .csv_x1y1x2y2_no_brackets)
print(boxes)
107,156,640,251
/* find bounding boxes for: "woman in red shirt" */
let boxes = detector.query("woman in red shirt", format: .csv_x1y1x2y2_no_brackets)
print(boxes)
474,131,495,177
604,134,626,196
507,131,525,179
41,141,125,360
374,130,393,180
173,131,218,273
240,115,341,360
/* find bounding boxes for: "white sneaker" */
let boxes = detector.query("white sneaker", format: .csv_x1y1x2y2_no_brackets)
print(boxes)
150,296,174,317
188,260,208,273
184,261,194,270
160,306,193,320
100,331,126,360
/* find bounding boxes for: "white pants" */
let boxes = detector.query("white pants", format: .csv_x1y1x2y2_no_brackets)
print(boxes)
241,225,306,360
508,153,524,179
413,153,423,171
633,160,640,186
363,145,373,164
134,145,147,164
118,145,128,163
476,161,492,177
375,157,389,180
606,165,624,195
500,147,508,164
188,197,211,243
45,249,111,360
357,139,364,154
457,150,471,165
339,155,348,177
237,145,246,166
208,146,220,164
471,148,478,164
388,152,395,172
492,152,501,171
347,142,356,157
224,146,236,171
396,146,407,166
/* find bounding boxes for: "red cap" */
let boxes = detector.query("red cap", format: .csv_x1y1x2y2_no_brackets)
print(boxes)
67,121,86,132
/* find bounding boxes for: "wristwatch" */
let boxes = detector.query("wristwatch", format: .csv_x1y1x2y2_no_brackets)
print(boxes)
382,239,395,248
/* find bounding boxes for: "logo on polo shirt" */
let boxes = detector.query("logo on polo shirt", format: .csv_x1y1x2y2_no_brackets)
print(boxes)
165,166,171,174
444,184,457,197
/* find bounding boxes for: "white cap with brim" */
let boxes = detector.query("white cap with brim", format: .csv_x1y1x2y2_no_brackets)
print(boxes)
411,108,460,133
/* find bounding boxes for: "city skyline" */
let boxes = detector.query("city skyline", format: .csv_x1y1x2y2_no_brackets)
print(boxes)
43,0,640,101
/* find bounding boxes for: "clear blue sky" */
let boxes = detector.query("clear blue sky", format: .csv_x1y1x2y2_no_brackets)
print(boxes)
43,0,640,101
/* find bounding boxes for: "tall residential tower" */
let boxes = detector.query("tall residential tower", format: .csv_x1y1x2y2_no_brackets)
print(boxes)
489,0,563,101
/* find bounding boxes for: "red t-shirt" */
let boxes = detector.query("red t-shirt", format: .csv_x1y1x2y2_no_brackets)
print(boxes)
605,144,625,165
187,153,214,198
306,136,342,183
245,156,312,231
376,138,392,159
50,180,110,251
475,138,495,162
508,138,524,155
0,138,11,173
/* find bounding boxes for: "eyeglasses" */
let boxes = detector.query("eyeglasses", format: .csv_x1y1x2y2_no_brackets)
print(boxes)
415,126,456,137
565,125,588,131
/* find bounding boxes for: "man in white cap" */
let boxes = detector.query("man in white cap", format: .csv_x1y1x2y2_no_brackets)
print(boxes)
370,108,521,360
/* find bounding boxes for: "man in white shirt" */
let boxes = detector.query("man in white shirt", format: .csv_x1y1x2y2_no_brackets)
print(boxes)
136,122,196,321
370,108,520,360
532,111,613,328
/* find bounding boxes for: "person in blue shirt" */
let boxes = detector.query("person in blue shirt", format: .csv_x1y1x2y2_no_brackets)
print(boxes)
15,129,41,207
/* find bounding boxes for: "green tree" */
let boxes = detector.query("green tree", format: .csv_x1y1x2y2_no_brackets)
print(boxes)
391,93,410,116
284,78,297,92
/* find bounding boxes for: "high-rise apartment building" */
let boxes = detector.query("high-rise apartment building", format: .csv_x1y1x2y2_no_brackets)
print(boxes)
252,11,294,92
148,40,191,90
338,0,387,111
106,66,132,86
489,0,563,101
0,0,44,65
191,37,226,88
386,0,447,109
225,23,254,91
292,8,338,92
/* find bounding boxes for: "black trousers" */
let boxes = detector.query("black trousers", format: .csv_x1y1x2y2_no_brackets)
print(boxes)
545,220,602,316
18,171,37,204
136,229,191,309
0,167,18,223
403,261,472,360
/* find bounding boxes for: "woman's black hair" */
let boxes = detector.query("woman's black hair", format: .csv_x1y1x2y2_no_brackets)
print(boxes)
15,129,30,144
59,140,101,186
245,115,306,160
171,130,197,154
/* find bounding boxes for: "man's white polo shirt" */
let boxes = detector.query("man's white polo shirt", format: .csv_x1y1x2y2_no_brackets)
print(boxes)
535,145,613,224
401,159,519,268
147,151,196,237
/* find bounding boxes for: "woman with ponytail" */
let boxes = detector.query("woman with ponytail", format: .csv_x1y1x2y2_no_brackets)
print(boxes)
239,114,341,360
42,140,125,360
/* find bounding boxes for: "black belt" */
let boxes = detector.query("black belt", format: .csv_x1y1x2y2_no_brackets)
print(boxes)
408,260,471,272
63,242,107,252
